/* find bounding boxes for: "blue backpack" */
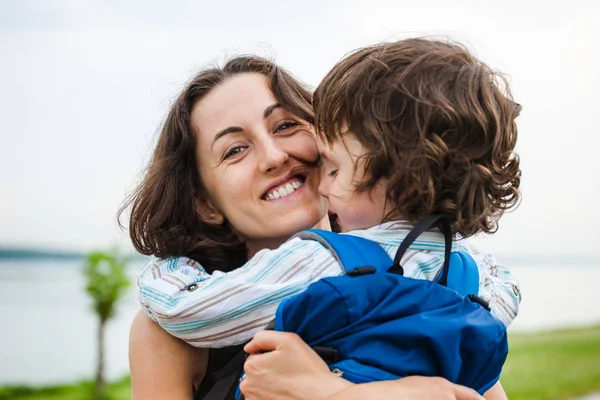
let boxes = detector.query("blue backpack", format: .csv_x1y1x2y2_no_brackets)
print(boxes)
273,215,507,396
199,216,507,400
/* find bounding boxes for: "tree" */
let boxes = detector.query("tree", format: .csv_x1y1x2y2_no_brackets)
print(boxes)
83,249,130,399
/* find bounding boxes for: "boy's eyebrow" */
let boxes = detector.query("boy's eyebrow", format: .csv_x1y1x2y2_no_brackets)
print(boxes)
211,103,281,150
316,144,333,163
318,150,331,162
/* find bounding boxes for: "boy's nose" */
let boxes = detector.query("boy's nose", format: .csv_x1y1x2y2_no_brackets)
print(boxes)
318,179,330,198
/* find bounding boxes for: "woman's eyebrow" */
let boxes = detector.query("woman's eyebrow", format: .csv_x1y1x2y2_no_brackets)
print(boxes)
211,103,282,150
211,126,243,150
263,103,281,119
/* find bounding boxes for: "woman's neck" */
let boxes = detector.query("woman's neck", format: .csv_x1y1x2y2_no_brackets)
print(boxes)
245,238,288,258
245,215,332,258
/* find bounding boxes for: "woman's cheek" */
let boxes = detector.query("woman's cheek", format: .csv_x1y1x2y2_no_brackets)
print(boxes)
278,131,319,162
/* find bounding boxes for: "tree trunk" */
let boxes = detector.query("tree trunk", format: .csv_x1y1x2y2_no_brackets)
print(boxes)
95,318,106,399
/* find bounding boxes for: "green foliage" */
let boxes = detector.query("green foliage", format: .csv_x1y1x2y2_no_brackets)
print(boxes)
83,249,130,323
82,248,131,399
502,324,600,400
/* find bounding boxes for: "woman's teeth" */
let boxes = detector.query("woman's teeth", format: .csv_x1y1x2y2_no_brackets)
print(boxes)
265,180,304,200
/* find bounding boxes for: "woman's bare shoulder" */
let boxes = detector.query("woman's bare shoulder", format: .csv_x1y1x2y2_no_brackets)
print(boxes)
129,310,208,400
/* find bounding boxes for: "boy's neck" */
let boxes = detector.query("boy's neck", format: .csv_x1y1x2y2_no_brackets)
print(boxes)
380,202,403,227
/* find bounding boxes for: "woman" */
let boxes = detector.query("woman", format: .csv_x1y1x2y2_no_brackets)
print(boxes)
125,55,506,399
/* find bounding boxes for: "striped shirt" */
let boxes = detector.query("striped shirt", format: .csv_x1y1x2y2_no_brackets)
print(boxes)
138,221,521,348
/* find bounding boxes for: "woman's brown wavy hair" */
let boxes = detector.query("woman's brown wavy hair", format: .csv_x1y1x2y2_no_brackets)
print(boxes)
314,38,521,237
119,56,314,272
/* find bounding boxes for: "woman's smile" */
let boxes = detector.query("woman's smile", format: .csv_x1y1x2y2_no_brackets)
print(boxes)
261,167,309,202
263,176,305,201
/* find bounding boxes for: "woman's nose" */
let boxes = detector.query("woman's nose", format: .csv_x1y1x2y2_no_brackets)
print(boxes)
258,138,289,173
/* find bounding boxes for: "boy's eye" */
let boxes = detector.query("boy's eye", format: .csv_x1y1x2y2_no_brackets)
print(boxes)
328,169,338,177
224,146,246,160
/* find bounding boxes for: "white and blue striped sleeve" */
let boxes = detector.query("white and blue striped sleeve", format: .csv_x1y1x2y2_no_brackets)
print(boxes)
137,238,342,348
463,243,522,327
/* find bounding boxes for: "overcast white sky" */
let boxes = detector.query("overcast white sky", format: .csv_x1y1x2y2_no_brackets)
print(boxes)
1,0,598,259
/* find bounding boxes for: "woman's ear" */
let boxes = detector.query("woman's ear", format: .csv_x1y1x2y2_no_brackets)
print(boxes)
196,199,225,225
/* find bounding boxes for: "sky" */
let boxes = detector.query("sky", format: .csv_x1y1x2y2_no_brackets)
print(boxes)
0,0,599,260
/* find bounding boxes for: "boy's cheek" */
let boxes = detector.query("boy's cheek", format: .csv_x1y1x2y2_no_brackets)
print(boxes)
335,203,368,232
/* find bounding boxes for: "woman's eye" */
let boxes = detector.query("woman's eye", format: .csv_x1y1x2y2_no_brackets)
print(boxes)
224,146,246,159
275,120,300,133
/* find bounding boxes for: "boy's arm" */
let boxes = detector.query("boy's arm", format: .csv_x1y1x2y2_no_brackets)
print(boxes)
463,243,522,326
138,238,340,347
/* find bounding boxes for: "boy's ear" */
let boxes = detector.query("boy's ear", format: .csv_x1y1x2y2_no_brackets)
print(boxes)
196,199,225,225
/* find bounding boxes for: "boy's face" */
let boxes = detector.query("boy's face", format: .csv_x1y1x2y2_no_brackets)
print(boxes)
316,132,390,232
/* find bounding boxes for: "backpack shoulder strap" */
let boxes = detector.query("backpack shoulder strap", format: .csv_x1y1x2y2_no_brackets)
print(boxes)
391,215,452,283
446,250,480,296
293,229,393,273
194,346,246,400
390,215,479,296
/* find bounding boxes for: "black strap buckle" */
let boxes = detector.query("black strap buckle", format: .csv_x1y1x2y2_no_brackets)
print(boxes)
313,346,340,364
468,294,491,311
346,266,377,276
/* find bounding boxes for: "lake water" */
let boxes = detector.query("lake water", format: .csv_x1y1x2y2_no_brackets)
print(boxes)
1,260,599,386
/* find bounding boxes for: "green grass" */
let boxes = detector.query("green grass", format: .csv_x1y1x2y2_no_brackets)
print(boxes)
0,377,130,400
502,324,600,400
2,325,599,400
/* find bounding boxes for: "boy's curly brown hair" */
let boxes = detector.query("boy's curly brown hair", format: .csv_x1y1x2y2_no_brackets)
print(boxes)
314,38,521,237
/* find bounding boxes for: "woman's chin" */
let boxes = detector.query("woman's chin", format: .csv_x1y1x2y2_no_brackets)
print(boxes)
268,208,324,238
245,210,323,255
260,187,327,231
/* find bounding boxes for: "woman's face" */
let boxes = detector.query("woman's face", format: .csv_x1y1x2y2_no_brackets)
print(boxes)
192,73,328,252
